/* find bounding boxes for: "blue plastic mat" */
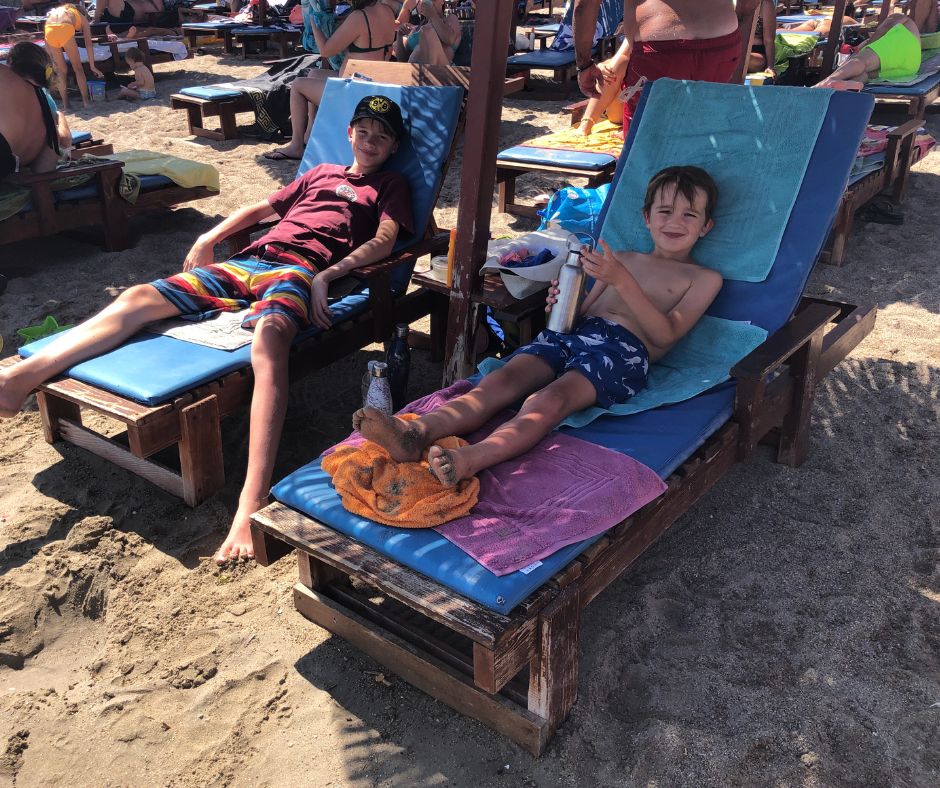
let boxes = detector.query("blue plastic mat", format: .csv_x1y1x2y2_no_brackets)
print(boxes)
179,85,245,100
497,145,616,170
865,70,940,95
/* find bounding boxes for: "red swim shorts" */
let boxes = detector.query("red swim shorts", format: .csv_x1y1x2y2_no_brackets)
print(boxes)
621,29,742,130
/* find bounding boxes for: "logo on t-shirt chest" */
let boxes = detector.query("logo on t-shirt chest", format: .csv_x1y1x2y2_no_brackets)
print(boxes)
335,183,357,203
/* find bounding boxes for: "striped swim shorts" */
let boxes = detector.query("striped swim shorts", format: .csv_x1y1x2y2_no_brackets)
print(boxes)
151,253,318,330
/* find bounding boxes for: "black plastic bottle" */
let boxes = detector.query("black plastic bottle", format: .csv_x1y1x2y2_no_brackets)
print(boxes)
385,324,411,412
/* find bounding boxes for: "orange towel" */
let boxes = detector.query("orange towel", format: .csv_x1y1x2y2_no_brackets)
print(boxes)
321,416,479,528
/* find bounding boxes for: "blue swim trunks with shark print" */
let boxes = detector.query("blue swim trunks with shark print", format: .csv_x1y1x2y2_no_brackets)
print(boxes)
513,315,650,408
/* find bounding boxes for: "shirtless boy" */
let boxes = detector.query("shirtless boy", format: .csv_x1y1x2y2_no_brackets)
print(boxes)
119,47,156,100
355,165,723,487
573,0,756,129
0,95,413,562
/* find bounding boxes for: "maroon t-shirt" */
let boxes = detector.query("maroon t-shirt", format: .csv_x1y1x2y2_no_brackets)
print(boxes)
243,163,413,267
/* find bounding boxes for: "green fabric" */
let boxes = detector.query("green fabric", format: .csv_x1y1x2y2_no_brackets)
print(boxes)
868,23,922,82
774,32,818,69
16,316,73,342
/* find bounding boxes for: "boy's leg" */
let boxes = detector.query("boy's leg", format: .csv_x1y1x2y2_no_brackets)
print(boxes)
354,353,557,462
214,313,297,562
0,284,180,417
409,25,450,66
429,370,597,487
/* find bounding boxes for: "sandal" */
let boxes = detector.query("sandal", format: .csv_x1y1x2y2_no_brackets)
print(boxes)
263,150,301,161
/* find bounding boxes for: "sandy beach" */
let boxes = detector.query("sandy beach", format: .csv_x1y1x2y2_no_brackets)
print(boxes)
0,51,938,787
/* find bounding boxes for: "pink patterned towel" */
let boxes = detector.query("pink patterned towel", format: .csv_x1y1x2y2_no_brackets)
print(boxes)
329,380,667,576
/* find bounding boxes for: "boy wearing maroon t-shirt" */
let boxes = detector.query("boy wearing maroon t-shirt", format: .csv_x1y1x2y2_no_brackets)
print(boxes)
0,95,413,564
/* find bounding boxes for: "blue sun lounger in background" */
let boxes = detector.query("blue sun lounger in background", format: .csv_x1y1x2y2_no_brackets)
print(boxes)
249,79,878,755
15,64,466,506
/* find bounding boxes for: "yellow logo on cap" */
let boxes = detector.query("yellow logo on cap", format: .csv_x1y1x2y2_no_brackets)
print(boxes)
369,97,390,114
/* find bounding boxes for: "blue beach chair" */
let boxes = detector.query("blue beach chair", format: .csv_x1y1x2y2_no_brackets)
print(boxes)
248,79,878,755
14,64,466,506
507,0,621,86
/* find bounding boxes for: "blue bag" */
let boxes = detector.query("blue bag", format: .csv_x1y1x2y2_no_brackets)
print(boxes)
537,183,610,237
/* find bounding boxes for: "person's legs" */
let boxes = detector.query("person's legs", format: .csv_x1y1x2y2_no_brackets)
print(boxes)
120,86,140,100
428,370,598,486
354,353,558,462
62,37,91,107
408,24,450,65
214,313,297,562
266,75,326,159
47,45,70,109
0,284,180,416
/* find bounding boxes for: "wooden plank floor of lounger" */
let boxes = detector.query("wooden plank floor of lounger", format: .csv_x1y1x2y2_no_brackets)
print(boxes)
249,296,877,755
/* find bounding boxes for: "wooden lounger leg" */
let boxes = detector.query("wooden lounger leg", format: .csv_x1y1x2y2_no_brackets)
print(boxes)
777,328,824,467
36,391,81,444
183,104,204,137
178,395,225,507
528,587,580,745
219,106,239,141
497,172,516,214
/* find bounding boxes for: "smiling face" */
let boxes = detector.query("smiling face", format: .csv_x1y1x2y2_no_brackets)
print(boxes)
643,182,714,258
347,118,399,174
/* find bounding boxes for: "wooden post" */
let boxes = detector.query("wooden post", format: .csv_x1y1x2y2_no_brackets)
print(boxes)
442,0,514,385
820,0,849,77
777,329,824,467
527,586,580,735
178,395,225,506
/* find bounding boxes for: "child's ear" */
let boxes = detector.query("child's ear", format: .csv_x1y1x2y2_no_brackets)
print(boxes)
642,209,651,229
699,218,714,238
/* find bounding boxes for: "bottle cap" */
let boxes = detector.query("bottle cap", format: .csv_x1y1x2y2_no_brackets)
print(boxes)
371,361,389,377
394,324,409,338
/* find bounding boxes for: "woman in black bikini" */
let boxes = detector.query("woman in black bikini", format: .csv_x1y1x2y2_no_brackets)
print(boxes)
0,43,67,180
265,0,397,161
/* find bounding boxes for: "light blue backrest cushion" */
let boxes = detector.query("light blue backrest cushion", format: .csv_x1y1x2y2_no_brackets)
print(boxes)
298,77,463,290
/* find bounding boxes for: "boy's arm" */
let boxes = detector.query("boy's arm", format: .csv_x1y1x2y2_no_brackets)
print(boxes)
308,218,400,328
581,242,723,349
183,199,278,270
579,278,608,314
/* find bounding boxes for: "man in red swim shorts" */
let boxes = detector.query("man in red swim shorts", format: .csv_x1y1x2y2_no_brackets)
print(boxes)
573,0,759,131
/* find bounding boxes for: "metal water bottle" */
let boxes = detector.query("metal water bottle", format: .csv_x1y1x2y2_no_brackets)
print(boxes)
546,243,587,334
384,324,411,413
362,360,394,415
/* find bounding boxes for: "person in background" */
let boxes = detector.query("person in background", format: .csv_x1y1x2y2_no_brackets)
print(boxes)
118,46,156,100
1,42,67,177
393,0,460,65
748,0,776,75
43,3,104,109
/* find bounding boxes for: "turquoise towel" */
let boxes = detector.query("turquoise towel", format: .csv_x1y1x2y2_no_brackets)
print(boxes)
599,79,832,283
478,315,767,428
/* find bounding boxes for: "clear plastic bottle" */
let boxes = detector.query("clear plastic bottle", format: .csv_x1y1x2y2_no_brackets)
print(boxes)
385,324,411,413
362,360,394,415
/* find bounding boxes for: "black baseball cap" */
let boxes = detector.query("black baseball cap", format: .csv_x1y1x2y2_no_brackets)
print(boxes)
350,95,407,140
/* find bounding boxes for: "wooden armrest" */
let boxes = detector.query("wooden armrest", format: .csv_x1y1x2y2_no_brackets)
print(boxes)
9,159,122,186
349,233,450,281
731,302,840,381
886,118,921,142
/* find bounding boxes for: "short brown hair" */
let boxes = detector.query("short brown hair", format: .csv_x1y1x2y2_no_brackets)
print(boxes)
124,47,144,63
643,165,719,222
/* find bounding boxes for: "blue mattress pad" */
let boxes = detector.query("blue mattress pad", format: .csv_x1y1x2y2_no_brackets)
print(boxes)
179,85,246,100
71,131,93,144
865,70,940,96
497,145,616,170
18,175,176,215
507,49,578,68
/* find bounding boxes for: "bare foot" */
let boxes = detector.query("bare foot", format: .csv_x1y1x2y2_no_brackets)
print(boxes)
126,25,138,39
0,370,32,418
427,445,469,488
105,25,117,40
214,497,266,564
353,407,427,462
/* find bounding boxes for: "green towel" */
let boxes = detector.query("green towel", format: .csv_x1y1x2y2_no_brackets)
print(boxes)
774,32,818,69
479,315,768,428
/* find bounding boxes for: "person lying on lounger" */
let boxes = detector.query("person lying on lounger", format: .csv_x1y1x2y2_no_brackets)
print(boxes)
355,165,723,487
816,13,922,88
0,95,413,564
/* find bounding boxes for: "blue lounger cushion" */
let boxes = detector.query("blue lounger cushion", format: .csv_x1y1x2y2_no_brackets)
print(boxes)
18,175,176,214
71,131,93,144
865,70,940,95
182,21,248,29
507,49,578,68
19,80,463,407
19,288,374,405
272,85,874,613
179,85,246,100
271,382,736,615
496,145,616,170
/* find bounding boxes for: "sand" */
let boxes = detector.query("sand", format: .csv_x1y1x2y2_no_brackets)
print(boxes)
1,52,939,787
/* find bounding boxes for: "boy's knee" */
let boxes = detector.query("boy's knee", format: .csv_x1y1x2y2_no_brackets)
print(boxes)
251,314,297,350
117,283,164,309
524,384,573,420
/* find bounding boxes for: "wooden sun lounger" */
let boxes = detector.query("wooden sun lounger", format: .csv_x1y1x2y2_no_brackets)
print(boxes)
249,295,876,756
822,118,927,265
234,26,302,59
16,60,468,506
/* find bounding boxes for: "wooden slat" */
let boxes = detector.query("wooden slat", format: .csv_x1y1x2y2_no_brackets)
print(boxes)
57,418,184,499
816,303,877,380
292,583,550,756
36,391,81,445
37,375,166,423
527,587,579,735
252,502,516,648
179,395,225,507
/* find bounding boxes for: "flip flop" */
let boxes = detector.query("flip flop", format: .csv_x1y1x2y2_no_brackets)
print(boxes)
263,150,301,161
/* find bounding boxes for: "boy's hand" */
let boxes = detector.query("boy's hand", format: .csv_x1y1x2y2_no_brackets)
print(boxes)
544,279,560,313
580,241,630,289
183,238,214,271
309,272,332,330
